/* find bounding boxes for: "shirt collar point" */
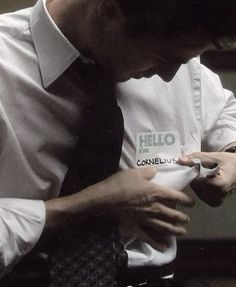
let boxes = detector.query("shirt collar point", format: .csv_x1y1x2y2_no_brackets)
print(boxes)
30,0,81,87
41,53,80,88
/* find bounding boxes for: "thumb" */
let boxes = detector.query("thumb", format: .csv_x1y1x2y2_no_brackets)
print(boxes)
179,152,216,168
136,166,157,180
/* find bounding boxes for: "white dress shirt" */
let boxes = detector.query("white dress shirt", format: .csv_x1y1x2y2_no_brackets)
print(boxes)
0,0,236,277
0,0,83,276
117,58,236,267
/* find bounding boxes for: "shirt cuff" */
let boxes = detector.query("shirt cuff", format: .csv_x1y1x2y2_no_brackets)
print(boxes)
0,198,46,277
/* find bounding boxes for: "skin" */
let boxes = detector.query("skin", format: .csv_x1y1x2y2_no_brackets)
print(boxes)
179,142,236,207
46,0,212,82
44,0,235,242
46,168,194,235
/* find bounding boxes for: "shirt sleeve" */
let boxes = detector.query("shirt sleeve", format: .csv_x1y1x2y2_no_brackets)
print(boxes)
200,65,236,151
0,198,46,278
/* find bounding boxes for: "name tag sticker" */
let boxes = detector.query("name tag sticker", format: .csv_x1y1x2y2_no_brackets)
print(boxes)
135,131,181,167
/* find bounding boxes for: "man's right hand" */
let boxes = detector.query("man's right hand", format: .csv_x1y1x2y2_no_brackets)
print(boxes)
45,167,194,237
92,167,194,236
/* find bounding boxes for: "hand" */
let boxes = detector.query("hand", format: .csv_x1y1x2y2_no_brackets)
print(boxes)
179,151,236,207
97,167,194,236
45,167,194,237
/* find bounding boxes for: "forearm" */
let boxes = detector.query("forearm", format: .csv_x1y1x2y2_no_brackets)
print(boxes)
0,183,111,277
44,167,194,253
44,181,111,229
0,167,193,278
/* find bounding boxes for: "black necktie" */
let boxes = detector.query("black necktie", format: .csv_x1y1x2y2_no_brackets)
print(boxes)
48,60,126,287
0,60,127,287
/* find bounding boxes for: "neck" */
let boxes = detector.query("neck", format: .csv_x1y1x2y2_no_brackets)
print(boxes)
46,0,98,58
46,0,118,78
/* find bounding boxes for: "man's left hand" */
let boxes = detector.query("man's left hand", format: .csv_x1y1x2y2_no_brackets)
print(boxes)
179,151,236,207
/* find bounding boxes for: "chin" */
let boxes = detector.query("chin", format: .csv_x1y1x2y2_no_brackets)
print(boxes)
116,76,132,82
134,74,155,79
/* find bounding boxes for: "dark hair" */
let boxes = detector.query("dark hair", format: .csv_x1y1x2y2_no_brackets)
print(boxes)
117,0,236,48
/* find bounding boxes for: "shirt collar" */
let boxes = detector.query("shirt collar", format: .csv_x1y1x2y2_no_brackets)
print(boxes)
30,0,80,88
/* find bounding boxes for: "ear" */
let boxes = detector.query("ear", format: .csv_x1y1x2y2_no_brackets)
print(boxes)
97,0,124,24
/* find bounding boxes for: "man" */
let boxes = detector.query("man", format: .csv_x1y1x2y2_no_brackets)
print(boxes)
117,56,236,286
0,0,236,286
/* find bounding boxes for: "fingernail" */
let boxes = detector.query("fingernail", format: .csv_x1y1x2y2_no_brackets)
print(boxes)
183,216,190,223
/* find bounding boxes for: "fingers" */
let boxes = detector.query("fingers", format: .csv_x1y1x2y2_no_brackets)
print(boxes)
151,184,195,207
140,203,190,224
142,217,187,236
128,203,190,236
136,166,157,180
190,178,228,207
179,152,219,168
135,167,194,207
